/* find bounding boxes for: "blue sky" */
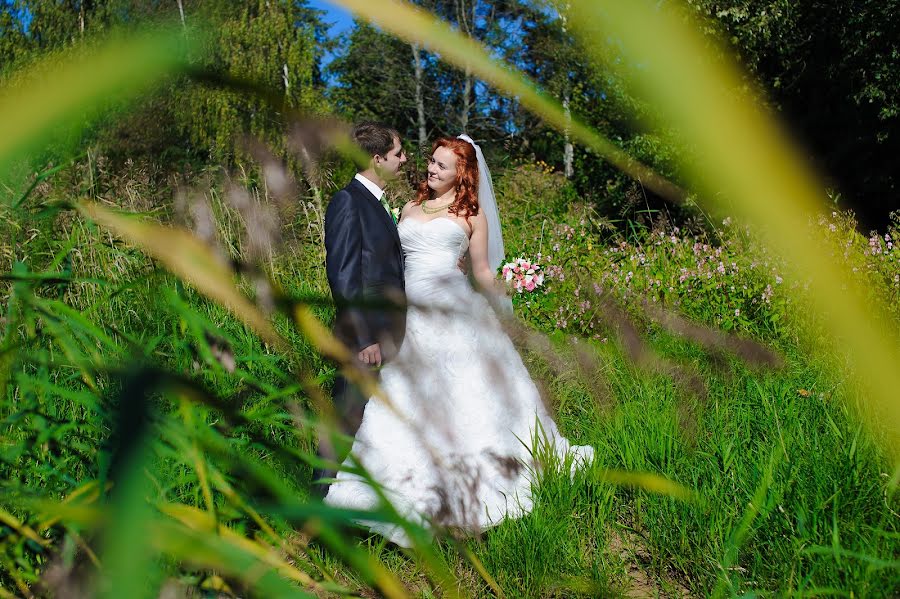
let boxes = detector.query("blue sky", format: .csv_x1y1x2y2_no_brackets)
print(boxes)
309,0,354,37
308,0,355,69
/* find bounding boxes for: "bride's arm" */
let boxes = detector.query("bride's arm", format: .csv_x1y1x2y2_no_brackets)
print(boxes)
468,210,505,296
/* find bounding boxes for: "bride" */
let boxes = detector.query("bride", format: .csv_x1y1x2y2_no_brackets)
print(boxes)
324,135,594,547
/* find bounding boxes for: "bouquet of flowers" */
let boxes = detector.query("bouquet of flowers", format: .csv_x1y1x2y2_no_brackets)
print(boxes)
502,257,545,293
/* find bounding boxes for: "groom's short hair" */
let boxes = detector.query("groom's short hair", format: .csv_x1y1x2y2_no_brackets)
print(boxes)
352,122,401,159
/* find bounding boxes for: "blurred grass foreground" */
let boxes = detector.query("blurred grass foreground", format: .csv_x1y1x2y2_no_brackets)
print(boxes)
1,1,899,597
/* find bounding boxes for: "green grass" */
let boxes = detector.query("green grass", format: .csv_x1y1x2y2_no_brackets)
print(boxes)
319,334,897,597
1,9,898,596
1,166,898,597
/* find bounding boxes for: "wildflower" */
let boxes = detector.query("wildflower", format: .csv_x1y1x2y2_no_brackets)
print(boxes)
735,308,740,317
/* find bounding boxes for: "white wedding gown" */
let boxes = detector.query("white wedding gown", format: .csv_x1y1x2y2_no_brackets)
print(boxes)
324,217,594,547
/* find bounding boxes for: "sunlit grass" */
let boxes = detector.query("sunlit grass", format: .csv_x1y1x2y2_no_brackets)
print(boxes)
1,2,898,596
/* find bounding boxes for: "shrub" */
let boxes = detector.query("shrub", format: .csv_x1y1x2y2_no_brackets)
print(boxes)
499,164,899,345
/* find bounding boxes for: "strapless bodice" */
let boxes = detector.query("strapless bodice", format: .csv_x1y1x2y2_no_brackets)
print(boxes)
398,218,470,277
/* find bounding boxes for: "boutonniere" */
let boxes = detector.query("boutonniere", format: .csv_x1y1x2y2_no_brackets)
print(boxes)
391,206,400,223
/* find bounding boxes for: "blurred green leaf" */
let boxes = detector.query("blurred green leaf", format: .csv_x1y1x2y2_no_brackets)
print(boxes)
0,27,192,180
160,502,326,592
596,469,695,502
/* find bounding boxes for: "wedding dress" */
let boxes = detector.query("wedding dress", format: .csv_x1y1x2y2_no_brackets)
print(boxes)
323,216,595,547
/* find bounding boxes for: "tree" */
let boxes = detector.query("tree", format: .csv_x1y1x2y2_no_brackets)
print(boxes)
512,3,671,215
172,0,325,163
688,0,900,227
0,1,30,72
4,0,328,169
328,20,448,151
18,0,114,48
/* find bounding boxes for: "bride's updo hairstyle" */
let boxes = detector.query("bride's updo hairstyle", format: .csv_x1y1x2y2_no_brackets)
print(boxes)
415,137,480,218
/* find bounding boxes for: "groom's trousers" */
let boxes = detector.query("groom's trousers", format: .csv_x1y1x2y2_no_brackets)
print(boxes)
310,373,369,497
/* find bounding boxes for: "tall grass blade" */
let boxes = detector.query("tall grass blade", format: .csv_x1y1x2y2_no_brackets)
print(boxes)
160,503,324,591
150,520,318,598
713,448,780,597
596,469,695,502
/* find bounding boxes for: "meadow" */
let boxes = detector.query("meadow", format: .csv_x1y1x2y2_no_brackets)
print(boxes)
1,156,898,597
2,1,900,596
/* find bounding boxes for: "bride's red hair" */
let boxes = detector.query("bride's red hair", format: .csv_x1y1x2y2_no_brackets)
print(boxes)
415,137,480,218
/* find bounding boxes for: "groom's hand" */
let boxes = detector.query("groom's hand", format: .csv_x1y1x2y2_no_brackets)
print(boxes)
358,343,382,367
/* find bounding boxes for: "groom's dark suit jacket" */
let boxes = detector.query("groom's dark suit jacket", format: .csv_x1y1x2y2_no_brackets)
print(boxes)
324,177,406,361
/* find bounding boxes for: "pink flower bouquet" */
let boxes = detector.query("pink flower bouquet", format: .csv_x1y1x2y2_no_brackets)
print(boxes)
502,257,546,293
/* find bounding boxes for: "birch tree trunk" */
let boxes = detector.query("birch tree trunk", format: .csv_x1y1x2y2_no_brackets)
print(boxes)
563,91,574,178
456,0,476,133
176,0,186,30
560,3,574,178
411,43,428,149
461,67,472,132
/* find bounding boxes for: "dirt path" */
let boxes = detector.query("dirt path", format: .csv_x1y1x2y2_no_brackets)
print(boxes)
607,527,693,598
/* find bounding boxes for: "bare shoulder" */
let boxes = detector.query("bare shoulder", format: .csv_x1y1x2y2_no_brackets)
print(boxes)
400,200,419,219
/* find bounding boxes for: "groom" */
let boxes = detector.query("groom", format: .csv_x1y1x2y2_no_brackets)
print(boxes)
313,122,408,493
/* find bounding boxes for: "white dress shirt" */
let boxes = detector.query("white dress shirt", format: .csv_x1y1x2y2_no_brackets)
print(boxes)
354,173,385,201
